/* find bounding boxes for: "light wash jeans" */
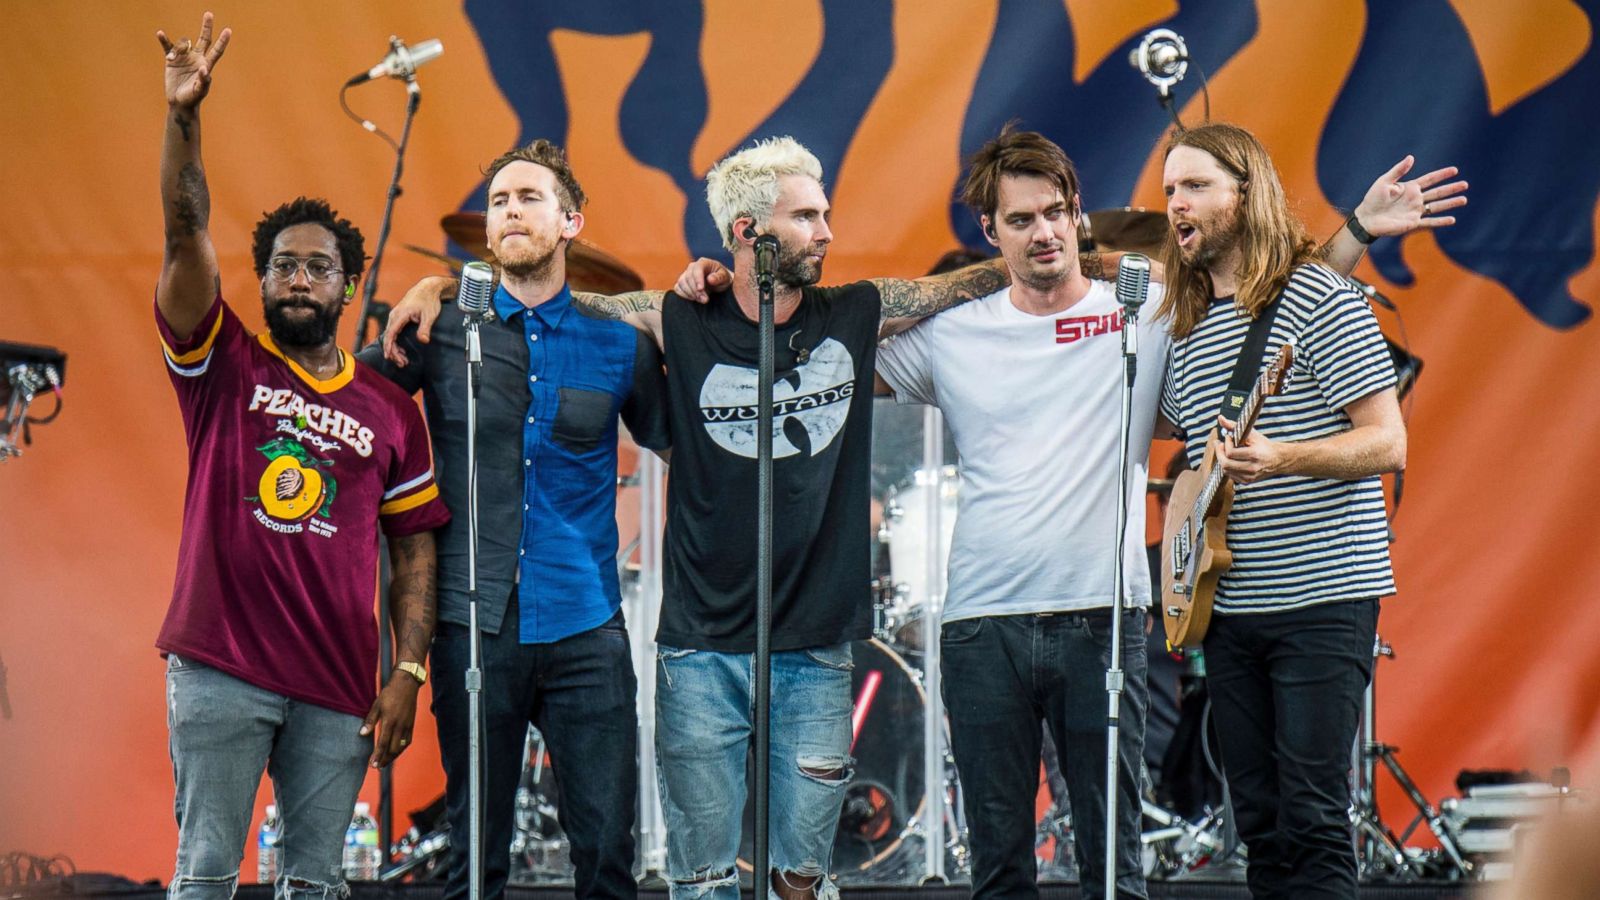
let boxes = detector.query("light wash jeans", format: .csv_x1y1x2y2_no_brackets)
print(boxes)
165,654,370,900
654,642,854,900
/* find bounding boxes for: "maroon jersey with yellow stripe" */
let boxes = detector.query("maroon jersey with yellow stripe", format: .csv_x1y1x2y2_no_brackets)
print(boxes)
155,296,449,717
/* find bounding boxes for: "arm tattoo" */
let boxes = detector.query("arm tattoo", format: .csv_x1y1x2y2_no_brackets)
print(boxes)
1079,251,1106,281
872,259,1011,321
388,532,437,663
170,162,209,238
573,290,664,320
174,111,193,143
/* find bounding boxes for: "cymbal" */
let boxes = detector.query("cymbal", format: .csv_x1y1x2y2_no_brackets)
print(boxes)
440,212,644,294
402,243,464,272
1085,207,1168,255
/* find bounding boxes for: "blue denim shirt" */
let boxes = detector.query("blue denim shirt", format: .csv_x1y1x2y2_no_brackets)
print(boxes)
358,284,669,642
494,285,642,643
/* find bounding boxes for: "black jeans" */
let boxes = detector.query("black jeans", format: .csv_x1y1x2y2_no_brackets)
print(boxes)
1203,598,1379,900
431,599,639,900
942,610,1149,900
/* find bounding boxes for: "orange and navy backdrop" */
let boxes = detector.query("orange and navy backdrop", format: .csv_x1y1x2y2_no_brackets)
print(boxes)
2,0,1598,879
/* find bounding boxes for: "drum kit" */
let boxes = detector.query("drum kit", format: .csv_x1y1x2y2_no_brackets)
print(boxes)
386,209,1253,886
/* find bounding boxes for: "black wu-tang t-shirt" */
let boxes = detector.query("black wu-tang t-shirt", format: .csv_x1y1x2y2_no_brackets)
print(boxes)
657,281,882,653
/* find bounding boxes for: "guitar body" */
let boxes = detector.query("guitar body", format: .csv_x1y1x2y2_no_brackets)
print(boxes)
1159,445,1235,649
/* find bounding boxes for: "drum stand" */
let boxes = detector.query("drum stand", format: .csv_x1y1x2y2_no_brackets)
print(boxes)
916,405,952,885
1350,636,1471,880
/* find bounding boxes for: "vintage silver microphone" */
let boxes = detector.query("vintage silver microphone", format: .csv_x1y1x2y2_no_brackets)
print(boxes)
1103,252,1151,899
1128,28,1189,97
456,258,493,900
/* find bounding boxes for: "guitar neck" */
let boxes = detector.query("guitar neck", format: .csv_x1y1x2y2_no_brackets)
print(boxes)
1185,358,1278,533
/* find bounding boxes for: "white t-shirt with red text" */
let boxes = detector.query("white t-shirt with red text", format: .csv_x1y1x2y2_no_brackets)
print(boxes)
876,280,1170,622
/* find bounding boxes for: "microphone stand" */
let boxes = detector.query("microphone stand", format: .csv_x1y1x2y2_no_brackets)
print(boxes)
462,312,486,900
752,242,777,896
1103,296,1140,900
347,70,421,859
353,76,421,351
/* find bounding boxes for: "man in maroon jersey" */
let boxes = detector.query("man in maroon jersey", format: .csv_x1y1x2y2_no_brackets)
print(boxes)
153,14,449,899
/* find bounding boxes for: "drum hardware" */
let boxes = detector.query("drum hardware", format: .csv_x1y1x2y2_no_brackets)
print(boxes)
1,342,67,462
1352,637,1471,881
1083,208,1168,256
875,467,959,653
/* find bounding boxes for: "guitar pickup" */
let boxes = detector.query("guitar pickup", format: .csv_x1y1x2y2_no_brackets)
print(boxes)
1170,582,1190,596
1165,606,1183,618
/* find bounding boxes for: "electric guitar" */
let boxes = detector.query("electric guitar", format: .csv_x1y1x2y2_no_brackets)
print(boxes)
1160,341,1296,649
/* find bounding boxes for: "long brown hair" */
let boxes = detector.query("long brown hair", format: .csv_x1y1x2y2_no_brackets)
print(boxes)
1154,123,1321,339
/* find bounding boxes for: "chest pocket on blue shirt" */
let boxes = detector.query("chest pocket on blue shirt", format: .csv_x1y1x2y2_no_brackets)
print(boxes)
552,387,613,453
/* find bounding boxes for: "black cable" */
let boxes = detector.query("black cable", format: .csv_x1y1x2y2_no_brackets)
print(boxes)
24,386,62,426
339,82,401,153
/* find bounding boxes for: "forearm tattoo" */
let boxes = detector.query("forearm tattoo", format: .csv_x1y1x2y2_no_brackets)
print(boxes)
169,161,210,239
1079,251,1106,281
573,290,664,320
389,532,437,663
873,259,1012,320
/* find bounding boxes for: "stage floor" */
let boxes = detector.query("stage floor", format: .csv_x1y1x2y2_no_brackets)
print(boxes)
40,879,1484,900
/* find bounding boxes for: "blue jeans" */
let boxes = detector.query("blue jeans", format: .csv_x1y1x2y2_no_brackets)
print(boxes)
941,611,1149,900
1204,598,1378,900
654,643,854,900
430,604,638,900
165,654,370,900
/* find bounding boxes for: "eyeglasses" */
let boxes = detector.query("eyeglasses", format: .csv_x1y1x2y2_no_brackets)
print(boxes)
266,256,344,284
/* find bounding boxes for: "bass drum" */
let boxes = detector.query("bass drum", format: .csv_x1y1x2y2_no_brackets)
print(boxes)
739,639,934,877
876,467,959,652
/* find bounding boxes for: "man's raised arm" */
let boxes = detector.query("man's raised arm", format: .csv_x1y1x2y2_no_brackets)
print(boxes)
155,12,231,341
1322,155,1468,276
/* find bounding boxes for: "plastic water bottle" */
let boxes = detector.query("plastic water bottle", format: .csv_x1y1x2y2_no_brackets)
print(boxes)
342,802,381,881
256,804,282,884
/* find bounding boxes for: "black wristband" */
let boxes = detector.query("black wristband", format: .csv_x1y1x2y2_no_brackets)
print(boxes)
1345,214,1377,246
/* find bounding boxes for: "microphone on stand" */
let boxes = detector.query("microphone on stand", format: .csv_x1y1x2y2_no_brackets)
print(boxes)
1128,28,1188,96
346,37,444,86
753,234,780,295
1115,253,1152,363
458,262,494,394
457,261,496,320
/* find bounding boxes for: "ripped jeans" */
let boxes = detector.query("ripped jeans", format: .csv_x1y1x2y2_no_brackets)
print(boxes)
165,654,370,900
654,643,854,900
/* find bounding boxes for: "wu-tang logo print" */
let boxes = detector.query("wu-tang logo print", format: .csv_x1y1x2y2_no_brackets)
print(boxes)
698,338,856,459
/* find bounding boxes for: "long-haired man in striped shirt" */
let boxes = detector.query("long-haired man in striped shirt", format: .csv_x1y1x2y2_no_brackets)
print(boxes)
1154,123,1443,899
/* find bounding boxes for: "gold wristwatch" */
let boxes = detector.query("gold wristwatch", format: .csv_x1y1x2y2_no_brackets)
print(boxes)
395,661,428,685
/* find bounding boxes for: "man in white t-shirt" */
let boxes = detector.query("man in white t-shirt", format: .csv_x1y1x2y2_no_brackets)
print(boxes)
876,128,1160,900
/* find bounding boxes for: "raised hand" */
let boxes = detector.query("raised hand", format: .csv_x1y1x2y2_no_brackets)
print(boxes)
1354,155,1468,237
156,11,231,110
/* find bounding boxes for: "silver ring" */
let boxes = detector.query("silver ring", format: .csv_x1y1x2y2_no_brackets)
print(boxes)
1422,202,1430,216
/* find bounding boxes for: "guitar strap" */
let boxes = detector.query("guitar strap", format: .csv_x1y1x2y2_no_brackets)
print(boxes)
1217,290,1286,425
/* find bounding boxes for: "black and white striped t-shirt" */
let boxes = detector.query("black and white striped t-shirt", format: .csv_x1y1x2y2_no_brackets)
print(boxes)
1159,263,1397,614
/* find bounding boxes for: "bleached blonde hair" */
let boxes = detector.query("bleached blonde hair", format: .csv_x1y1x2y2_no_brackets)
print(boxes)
705,136,825,252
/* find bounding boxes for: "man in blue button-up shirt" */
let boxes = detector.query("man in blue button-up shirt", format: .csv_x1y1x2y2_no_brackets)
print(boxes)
361,141,668,900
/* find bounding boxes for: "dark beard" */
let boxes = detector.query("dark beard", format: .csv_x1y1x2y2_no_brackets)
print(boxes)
499,249,557,281
775,243,823,288
1185,207,1243,269
264,297,342,348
